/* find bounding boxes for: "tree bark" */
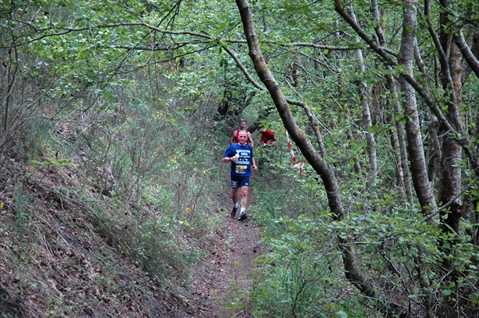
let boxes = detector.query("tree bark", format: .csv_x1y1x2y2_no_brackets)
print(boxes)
426,115,441,187
398,0,437,214
351,13,377,178
455,30,479,82
437,0,464,238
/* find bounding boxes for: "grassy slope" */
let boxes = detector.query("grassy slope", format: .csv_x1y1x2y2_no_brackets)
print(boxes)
0,153,207,317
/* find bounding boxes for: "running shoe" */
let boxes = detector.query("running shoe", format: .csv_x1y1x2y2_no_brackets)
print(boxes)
238,213,247,221
231,206,238,218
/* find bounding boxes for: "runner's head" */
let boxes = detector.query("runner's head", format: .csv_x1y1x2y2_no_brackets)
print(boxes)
239,119,247,130
237,130,248,146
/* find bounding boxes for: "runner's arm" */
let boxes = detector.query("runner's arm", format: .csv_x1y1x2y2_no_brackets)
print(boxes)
222,146,236,163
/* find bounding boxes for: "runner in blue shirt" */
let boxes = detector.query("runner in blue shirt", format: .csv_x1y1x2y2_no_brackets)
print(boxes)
222,131,258,221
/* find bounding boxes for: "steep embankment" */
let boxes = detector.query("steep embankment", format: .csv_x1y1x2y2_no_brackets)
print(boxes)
0,155,263,317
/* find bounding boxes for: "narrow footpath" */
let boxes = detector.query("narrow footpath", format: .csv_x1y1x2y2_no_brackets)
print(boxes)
190,207,263,318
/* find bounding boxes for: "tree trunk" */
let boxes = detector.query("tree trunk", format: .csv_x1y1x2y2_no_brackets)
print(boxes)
398,0,437,214
372,0,412,203
426,115,441,187
437,0,463,240
350,7,377,178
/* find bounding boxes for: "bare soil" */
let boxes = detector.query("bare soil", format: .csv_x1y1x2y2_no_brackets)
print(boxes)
189,210,263,317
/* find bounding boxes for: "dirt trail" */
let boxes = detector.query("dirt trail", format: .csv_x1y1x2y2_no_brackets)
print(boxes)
190,209,263,318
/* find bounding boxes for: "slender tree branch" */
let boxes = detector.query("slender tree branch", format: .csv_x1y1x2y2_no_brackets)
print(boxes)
285,80,327,157
421,185,471,223
423,0,453,90
334,1,397,66
220,45,266,92
455,30,479,79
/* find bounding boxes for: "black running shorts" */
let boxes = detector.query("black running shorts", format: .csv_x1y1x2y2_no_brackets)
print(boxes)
231,175,250,189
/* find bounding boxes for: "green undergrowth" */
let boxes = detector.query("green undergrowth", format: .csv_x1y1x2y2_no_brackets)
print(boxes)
0,80,229,315
247,155,479,317
250,185,368,317
247,156,362,317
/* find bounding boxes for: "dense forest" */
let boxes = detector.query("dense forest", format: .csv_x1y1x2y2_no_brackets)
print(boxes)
2,0,479,317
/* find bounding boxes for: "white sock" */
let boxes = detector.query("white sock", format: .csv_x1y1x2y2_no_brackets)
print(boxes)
240,207,246,214
234,202,239,208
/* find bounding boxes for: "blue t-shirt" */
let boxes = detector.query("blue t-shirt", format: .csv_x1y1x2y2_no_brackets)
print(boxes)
224,143,254,177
